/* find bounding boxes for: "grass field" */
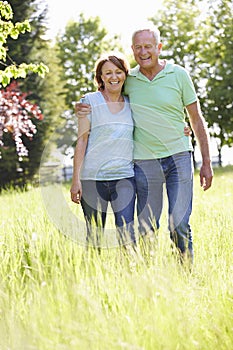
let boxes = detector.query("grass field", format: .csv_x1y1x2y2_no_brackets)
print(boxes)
0,166,233,350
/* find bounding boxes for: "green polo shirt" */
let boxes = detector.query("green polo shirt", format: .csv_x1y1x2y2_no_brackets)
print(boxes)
124,62,197,159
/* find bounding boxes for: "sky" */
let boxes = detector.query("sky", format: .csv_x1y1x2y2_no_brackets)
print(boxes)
45,0,163,53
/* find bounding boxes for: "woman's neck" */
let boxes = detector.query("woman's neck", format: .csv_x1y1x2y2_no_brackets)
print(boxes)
101,90,124,103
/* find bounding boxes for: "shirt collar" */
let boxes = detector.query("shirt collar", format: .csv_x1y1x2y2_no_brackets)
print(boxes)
129,61,174,79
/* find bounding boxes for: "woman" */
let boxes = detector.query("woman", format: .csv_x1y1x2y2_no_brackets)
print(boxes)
70,53,136,249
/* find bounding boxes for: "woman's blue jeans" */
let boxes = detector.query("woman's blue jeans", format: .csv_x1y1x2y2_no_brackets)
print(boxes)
81,177,136,247
134,151,193,258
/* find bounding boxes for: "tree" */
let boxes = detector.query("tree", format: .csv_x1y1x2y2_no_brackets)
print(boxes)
199,0,233,164
0,80,43,156
150,0,233,166
57,13,122,107
150,0,201,74
0,0,53,187
0,1,48,86
5,0,48,64
0,81,44,187
150,0,203,166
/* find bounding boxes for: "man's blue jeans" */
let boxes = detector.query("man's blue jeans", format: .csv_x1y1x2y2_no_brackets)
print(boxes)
81,177,136,247
134,151,193,258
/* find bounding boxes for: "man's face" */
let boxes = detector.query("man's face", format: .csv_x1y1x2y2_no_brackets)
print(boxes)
131,30,162,70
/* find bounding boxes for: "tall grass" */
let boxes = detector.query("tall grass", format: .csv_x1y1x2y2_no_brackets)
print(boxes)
0,166,233,350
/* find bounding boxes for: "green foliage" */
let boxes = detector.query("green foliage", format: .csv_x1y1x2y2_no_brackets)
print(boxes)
150,0,233,157
0,61,48,86
0,1,12,19
5,0,49,64
152,0,201,69
0,0,53,188
150,0,202,93
0,167,233,349
199,0,233,149
57,13,122,107
0,1,48,86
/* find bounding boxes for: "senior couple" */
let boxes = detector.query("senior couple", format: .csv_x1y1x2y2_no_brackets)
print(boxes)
70,25,213,262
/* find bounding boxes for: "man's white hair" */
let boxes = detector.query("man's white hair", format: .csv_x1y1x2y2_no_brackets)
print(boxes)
132,23,161,45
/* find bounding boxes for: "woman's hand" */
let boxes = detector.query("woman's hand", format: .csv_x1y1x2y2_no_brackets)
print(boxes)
70,180,82,204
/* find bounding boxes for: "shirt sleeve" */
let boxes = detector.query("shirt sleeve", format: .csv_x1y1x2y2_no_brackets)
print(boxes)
181,68,197,106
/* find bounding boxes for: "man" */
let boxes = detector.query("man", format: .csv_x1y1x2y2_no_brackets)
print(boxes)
124,26,213,262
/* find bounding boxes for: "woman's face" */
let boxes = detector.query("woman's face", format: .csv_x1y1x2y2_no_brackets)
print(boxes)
101,61,126,93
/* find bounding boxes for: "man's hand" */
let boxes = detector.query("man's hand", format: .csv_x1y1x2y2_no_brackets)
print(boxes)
75,102,91,117
200,163,213,191
184,125,192,136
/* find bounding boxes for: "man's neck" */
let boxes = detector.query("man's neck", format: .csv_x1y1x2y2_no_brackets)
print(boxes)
140,59,166,81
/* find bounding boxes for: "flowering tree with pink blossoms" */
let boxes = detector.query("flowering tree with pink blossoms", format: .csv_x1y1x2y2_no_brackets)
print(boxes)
0,1,48,160
0,81,43,158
